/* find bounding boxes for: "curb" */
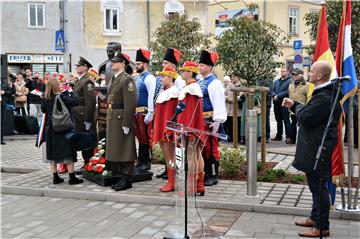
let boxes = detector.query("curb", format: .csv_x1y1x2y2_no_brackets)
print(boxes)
2,185,359,221
2,167,39,174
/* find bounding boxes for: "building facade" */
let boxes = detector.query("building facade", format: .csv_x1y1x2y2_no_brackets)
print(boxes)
209,0,321,77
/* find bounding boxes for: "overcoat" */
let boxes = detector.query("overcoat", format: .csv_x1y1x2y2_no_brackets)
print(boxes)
72,73,97,136
106,71,137,162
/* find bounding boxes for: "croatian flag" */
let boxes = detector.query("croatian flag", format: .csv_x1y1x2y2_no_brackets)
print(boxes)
336,0,358,112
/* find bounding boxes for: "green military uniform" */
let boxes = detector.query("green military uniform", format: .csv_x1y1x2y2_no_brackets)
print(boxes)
106,71,137,174
73,73,97,135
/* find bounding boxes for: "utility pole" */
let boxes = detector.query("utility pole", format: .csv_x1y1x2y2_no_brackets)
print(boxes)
60,0,69,73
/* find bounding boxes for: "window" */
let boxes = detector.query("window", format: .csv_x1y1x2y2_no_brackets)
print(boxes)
289,7,299,35
104,7,120,33
28,3,45,28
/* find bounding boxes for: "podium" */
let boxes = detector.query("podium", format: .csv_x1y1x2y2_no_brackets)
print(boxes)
164,121,227,239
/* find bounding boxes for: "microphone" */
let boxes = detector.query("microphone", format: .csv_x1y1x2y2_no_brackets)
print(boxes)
171,102,186,122
333,75,351,82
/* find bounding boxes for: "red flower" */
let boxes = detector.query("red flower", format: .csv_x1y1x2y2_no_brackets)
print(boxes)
92,159,99,165
94,148,99,154
96,165,104,173
99,157,106,164
85,163,93,172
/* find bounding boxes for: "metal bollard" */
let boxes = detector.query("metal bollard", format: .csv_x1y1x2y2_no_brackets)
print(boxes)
246,110,259,197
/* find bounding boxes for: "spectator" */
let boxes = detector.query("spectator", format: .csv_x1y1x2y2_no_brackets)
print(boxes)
25,71,45,126
283,61,341,237
43,71,51,85
224,73,244,142
41,77,83,185
1,77,16,144
288,69,309,144
25,69,32,83
271,68,291,141
14,73,29,116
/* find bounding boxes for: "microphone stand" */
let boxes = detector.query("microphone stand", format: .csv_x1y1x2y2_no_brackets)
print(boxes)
313,80,342,239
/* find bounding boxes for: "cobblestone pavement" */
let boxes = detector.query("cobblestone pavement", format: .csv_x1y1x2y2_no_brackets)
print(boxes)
2,194,359,239
1,140,359,219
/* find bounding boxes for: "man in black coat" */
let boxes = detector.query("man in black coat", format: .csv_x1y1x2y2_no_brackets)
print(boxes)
271,68,292,141
1,77,16,144
283,61,341,237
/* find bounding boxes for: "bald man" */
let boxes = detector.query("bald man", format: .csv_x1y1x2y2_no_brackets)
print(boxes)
283,61,341,237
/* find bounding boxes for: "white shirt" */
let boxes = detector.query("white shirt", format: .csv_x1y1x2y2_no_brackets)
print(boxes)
143,72,157,112
174,75,186,91
314,80,332,90
204,73,227,123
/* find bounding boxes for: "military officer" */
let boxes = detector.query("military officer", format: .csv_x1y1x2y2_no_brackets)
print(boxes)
107,51,137,191
73,57,97,172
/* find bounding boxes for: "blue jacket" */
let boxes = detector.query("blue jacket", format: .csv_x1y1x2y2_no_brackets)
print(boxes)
271,76,291,104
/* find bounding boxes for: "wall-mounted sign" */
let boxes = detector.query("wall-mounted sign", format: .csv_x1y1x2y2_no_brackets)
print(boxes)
215,8,259,37
7,54,33,63
45,55,63,63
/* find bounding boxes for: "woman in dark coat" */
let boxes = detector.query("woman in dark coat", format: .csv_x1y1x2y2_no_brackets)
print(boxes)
41,77,83,185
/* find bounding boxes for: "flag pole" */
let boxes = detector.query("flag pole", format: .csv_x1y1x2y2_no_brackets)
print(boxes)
347,96,354,209
353,87,360,209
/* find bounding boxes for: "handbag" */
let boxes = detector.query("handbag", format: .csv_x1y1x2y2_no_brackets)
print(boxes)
16,95,27,103
52,95,74,132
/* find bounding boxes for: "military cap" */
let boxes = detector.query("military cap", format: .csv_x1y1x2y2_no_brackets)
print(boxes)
75,56,93,68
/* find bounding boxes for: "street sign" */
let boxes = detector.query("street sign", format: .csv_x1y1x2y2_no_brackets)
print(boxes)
294,54,303,64
293,40,302,51
293,63,303,70
55,30,65,52
303,56,312,67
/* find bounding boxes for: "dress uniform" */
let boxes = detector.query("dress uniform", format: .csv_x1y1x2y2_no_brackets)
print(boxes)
153,66,180,192
134,49,157,171
198,50,227,186
178,61,206,196
73,57,97,167
107,51,137,191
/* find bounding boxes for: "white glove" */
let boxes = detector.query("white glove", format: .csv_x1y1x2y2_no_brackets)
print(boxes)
144,112,154,125
84,122,92,131
210,121,220,133
123,127,130,135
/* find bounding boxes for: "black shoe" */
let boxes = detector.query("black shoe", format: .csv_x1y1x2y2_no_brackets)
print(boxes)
69,176,84,185
1,140,6,145
113,177,132,191
204,177,218,186
156,169,167,178
53,177,64,184
137,163,151,172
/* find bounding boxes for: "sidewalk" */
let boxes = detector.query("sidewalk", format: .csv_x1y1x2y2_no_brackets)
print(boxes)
1,139,359,222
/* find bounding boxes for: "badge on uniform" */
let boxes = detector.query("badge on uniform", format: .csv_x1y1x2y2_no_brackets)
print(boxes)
128,82,134,92
87,83,95,91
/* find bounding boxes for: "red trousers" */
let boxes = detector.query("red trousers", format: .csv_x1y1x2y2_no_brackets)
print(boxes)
202,122,220,161
134,113,153,147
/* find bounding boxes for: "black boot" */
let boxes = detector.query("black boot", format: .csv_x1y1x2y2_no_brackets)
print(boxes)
156,167,168,179
110,162,123,189
136,144,151,171
53,173,64,184
113,175,132,191
68,172,84,185
204,157,219,186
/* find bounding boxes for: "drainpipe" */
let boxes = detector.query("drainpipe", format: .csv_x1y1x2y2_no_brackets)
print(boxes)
263,0,266,21
147,0,151,48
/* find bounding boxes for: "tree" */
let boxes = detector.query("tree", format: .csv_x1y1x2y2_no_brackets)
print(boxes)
150,15,212,72
304,1,360,75
216,17,288,86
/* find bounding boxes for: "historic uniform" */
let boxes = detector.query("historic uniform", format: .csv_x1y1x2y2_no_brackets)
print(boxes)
178,61,205,195
198,50,227,186
106,51,137,191
73,57,97,166
134,49,157,171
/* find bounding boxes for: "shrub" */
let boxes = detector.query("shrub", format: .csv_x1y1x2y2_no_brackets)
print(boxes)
290,175,306,184
152,143,165,165
219,146,246,176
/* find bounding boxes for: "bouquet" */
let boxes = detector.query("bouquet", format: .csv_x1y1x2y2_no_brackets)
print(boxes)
83,138,112,177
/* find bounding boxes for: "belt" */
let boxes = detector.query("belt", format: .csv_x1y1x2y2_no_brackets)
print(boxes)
136,107,148,113
203,111,213,118
108,103,124,110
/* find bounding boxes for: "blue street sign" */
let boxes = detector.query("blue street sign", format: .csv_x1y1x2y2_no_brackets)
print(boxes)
294,54,303,63
293,40,302,51
55,30,65,52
